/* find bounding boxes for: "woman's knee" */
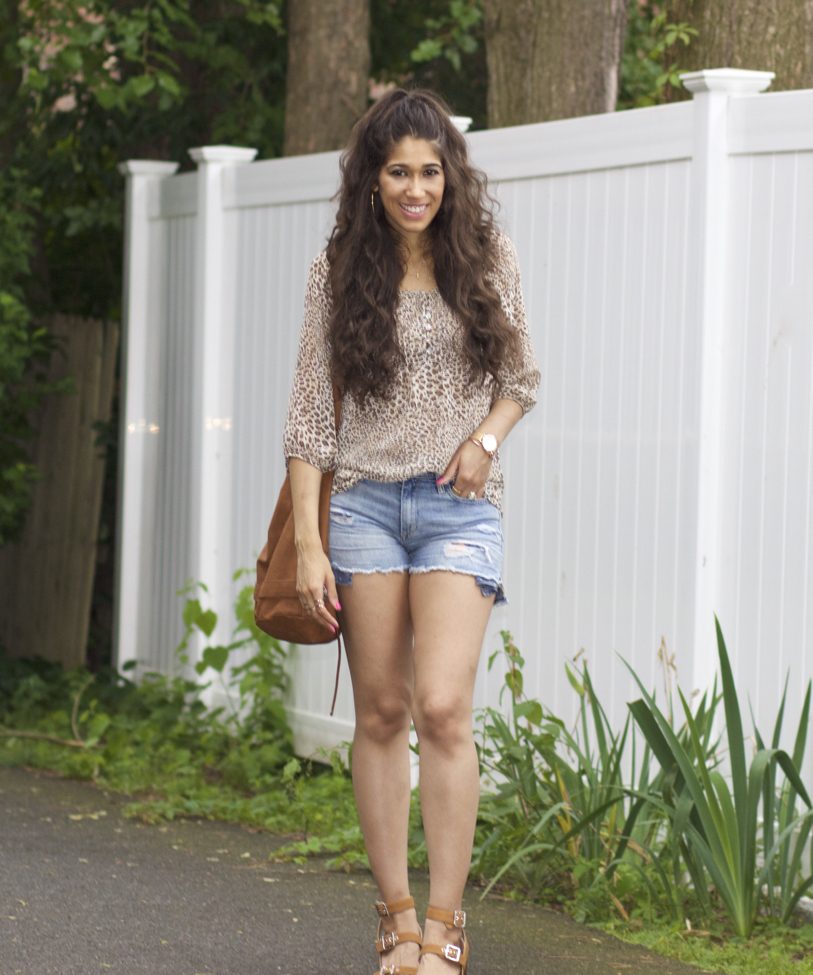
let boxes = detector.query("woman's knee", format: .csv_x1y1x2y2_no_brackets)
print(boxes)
413,692,471,750
355,691,412,742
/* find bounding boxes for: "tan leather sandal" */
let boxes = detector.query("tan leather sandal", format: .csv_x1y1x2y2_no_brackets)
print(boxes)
373,896,423,975
418,906,469,973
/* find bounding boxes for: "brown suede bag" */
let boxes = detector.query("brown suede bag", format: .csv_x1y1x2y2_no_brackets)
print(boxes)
254,391,343,714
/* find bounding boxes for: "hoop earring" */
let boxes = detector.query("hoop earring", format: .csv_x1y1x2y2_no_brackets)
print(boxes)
371,190,376,217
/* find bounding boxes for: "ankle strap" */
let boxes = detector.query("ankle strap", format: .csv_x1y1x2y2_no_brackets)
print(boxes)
377,929,423,953
426,905,466,929
419,938,467,967
375,896,415,918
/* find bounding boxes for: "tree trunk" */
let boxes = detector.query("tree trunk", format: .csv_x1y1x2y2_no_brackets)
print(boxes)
664,0,813,98
283,0,370,156
484,0,629,127
0,315,119,668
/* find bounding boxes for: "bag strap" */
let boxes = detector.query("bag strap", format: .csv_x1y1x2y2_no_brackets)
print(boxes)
329,384,343,718
329,633,343,717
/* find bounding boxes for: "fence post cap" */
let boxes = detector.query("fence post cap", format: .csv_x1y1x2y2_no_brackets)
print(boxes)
118,160,179,177
680,68,775,95
450,116,473,134
189,146,258,165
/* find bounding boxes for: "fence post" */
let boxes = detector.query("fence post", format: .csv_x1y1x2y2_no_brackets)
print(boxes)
116,161,179,671
188,146,258,673
680,69,774,694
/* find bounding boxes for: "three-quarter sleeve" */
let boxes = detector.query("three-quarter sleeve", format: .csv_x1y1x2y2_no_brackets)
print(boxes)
282,251,337,472
491,233,540,413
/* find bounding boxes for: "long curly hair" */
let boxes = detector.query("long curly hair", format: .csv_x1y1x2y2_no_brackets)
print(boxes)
326,88,520,404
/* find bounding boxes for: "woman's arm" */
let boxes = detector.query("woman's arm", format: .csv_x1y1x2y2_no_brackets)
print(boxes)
289,457,340,632
436,397,523,498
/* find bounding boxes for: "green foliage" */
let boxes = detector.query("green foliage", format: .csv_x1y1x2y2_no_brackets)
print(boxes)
626,617,813,937
0,1,289,545
753,676,813,923
410,0,481,72
0,579,295,804
0,165,57,544
473,633,632,901
0,287,73,546
467,623,813,946
597,914,813,975
617,2,698,109
370,0,488,129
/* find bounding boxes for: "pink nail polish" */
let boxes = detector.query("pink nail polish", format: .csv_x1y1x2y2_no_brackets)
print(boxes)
436,477,443,483
335,601,342,610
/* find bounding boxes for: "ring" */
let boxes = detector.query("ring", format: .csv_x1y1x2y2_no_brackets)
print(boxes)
468,491,477,500
451,485,464,497
315,599,324,609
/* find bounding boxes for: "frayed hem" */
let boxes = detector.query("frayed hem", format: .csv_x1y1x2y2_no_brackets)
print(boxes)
329,563,409,586
409,565,507,605
329,562,507,603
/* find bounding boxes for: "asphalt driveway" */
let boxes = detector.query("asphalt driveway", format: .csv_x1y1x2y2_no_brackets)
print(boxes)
0,765,708,975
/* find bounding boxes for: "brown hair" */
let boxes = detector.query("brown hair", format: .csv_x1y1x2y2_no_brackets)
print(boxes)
326,88,520,404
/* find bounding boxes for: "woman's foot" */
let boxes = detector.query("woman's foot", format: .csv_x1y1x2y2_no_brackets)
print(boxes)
417,917,465,973
376,901,421,974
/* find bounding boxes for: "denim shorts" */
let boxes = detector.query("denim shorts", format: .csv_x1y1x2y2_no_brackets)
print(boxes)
328,473,506,605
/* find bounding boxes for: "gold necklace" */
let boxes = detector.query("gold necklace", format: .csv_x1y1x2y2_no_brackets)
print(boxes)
413,256,432,280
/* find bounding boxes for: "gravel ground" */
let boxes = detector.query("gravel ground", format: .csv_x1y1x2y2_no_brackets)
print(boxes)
0,765,708,975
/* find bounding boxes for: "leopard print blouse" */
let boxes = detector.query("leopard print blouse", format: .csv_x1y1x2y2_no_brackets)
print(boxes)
282,232,540,512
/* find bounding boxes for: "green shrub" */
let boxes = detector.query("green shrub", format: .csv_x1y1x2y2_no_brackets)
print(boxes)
626,618,813,937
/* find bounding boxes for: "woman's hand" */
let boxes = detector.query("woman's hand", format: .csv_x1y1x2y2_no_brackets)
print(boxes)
288,457,340,633
295,539,340,633
437,439,492,498
437,401,524,499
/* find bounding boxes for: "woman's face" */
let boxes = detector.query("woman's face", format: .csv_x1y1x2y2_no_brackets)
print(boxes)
375,136,445,242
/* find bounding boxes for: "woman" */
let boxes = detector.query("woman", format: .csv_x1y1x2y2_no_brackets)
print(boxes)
282,89,539,975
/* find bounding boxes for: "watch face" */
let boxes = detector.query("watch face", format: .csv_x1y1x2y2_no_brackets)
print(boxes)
481,434,497,453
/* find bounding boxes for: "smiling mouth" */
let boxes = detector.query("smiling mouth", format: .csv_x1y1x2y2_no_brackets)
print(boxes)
400,203,429,214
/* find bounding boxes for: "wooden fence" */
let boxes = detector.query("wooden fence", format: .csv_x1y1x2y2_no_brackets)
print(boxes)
0,314,119,668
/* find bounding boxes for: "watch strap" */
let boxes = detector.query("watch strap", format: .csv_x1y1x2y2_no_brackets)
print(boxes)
470,436,496,458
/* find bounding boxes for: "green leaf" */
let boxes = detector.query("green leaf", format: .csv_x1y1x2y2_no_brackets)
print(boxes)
94,86,120,110
411,38,443,63
564,662,584,697
197,609,218,637
126,74,156,98
282,757,301,783
715,617,748,820
514,700,543,725
200,645,229,674
154,69,180,95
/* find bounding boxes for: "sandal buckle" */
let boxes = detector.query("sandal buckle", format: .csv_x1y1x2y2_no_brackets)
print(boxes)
444,944,462,963
375,900,389,917
453,909,466,928
380,967,399,974
379,931,399,950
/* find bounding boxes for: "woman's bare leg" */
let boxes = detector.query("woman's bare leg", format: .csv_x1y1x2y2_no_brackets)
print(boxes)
339,571,420,970
410,572,494,972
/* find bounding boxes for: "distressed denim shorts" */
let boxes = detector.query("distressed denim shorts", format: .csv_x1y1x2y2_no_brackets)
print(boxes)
328,473,506,605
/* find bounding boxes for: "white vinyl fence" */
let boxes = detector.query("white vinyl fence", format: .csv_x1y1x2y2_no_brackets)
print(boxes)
117,68,813,788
